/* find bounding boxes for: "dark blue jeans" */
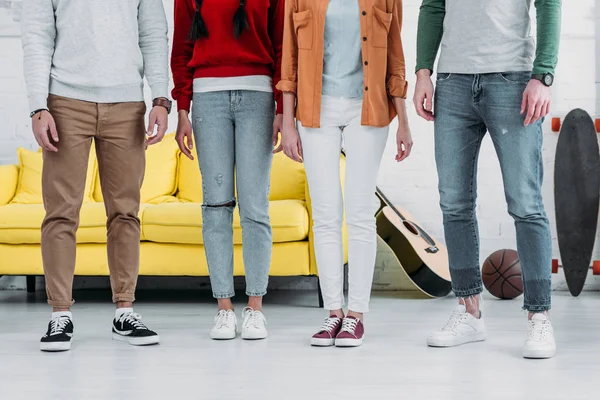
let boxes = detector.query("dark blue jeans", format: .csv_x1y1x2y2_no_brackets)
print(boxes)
434,72,552,312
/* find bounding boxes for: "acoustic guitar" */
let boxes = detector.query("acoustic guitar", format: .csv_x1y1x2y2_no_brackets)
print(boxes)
375,188,452,297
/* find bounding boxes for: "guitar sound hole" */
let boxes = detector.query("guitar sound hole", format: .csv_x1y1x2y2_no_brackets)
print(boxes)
403,221,419,236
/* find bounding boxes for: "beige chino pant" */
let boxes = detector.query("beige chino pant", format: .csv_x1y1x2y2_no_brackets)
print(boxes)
42,95,146,307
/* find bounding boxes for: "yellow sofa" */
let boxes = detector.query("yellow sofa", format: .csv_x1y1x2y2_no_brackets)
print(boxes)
0,133,347,299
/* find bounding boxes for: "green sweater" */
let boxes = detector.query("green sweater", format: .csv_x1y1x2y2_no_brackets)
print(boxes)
416,0,561,75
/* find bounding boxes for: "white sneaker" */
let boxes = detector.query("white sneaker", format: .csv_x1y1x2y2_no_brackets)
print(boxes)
210,310,237,340
522,313,556,359
241,307,268,340
427,304,486,347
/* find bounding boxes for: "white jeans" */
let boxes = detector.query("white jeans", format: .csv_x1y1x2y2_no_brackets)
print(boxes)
298,96,389,312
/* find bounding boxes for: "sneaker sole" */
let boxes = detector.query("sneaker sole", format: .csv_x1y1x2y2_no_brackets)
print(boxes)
40,341,71,352
112,333,160,346
335,337,364,347
311,337,335,347
210,331,237,340
427,331,486,348
522,347,556,359
241,331,268,340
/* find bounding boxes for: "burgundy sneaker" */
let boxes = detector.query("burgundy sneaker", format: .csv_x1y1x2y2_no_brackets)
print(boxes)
335,316,364,347
311,316,343,347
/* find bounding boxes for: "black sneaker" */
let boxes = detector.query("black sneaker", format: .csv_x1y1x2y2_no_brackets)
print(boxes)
40,314,74,352
112,312,160,346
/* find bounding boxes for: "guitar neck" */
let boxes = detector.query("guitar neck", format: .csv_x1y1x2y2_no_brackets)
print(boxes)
376,187,407,221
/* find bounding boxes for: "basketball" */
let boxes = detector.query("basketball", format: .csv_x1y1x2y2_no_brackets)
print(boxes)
482,249,523,299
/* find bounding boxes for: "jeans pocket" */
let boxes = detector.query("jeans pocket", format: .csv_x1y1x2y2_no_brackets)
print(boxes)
499,71,531,84
436,73,452,82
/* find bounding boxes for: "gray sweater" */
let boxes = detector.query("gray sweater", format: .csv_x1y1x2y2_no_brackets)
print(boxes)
21,0,169,113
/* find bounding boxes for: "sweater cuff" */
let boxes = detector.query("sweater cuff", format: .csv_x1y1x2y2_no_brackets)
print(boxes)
415,64,434,75
386,76,408,99
176,96,192,112
150,82,170,101
276,80,297,94
28,93,48,114
532,66,555,76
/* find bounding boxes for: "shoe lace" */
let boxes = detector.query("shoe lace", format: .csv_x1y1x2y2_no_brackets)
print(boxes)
320,317,341,334
341,318,358,334
528,319,549,341
441,308,468,331
118,312,147,330
49,316,70,336
215,310,234,328
244,309,266,329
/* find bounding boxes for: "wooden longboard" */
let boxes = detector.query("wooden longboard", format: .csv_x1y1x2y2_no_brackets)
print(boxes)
554,109,600,296
375,189,452,297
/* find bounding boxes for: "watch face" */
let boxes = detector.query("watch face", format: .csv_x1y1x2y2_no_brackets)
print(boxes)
544,74,553,86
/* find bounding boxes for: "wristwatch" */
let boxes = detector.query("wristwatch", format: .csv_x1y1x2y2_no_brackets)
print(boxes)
30,109,48,118
531,73,554,87
152,97,172,114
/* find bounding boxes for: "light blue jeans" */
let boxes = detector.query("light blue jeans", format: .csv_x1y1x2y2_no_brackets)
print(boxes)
434,72,552,312
192,91,274,298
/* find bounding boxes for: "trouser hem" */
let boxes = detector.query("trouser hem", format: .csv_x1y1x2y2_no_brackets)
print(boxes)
522,304,551,312
213,292,235,299
324,302,344,311
246,291,267,297
47,299,75,308
112,293,135,303
453,286,484,298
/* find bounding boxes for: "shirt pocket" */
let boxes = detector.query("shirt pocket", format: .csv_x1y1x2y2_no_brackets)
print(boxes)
372,6,392,49
293,10,313,50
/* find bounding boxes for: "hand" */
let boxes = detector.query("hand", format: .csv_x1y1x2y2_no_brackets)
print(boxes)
31,110,59,152
176,110,194,160
146,104,169,146
413,69,435,121
521,80,551,126
272,114,283,148
395,120,413,162
277,119,303,162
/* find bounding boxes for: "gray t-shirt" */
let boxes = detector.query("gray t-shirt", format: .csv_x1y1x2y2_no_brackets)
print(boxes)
437,0,535,74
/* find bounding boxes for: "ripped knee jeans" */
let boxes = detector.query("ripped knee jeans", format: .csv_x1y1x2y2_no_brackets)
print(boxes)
192,90,274,298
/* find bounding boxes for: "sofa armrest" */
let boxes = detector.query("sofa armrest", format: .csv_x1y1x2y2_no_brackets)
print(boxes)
305,154,348,275
0,164,19,206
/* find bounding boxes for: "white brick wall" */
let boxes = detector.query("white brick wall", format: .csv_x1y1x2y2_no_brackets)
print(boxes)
0,0,598,290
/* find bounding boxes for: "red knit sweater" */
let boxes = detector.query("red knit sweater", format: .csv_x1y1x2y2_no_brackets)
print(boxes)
171,0,284,113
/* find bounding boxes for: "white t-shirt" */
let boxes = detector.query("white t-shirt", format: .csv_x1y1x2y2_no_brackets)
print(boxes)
193,75,273,93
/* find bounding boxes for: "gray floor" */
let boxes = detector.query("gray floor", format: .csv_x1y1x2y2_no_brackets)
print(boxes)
0,289,598,400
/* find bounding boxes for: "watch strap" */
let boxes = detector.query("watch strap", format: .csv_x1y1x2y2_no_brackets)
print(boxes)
152,98,172,114
30,109,48,118
531,73,553,87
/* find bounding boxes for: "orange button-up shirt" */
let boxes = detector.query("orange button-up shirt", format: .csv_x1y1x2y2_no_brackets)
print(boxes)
277,0,408,128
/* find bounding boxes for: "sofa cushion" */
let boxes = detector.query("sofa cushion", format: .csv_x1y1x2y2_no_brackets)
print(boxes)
0,203,103,244
176,152,306,203
269,153,306,201
142,199,309,244
11,147,96,204
0,202,151,244
94,133,180,204
177,151,202,203
0,165,19,206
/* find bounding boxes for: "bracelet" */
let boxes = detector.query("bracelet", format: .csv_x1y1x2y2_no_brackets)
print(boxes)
30,109,48,119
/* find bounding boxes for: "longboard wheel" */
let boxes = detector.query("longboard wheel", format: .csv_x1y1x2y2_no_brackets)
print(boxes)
552,118,561,132
593,261,600,276
552,259,559,274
